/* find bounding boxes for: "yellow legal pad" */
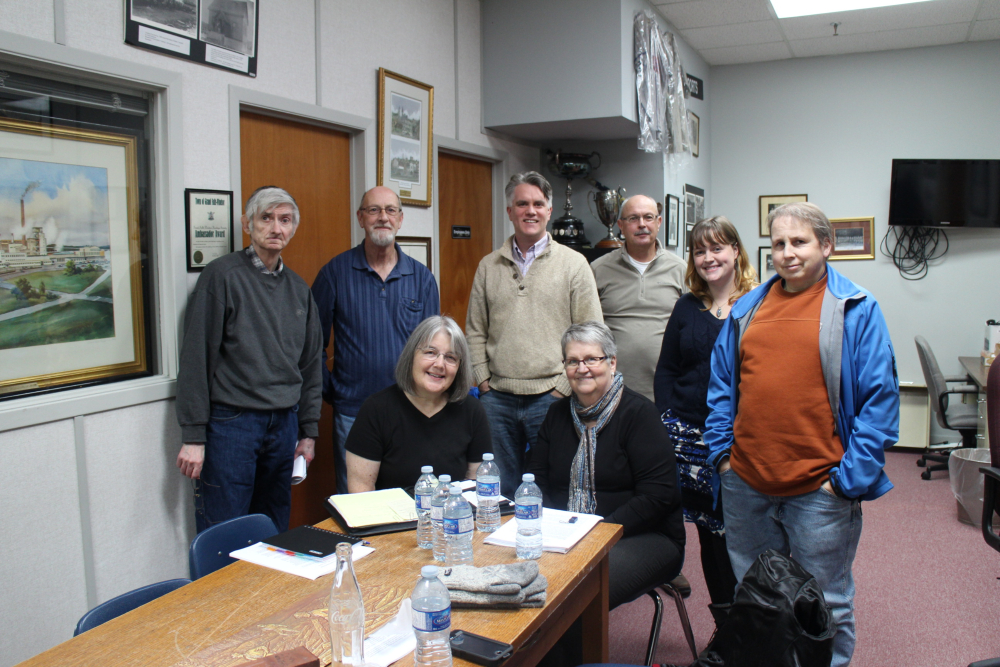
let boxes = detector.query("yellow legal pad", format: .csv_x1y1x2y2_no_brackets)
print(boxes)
326,488,418,528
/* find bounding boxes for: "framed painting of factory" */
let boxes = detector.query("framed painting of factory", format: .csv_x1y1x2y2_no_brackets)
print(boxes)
125,0,259,77
0,117,147,396
377,68,435,207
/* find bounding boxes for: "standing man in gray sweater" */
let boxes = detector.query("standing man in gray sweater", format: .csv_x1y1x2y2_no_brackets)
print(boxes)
466,172,603,497
176,186,323,533
591,194,686,401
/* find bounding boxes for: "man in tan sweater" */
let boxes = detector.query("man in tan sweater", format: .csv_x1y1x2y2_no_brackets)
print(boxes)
466,171,603,497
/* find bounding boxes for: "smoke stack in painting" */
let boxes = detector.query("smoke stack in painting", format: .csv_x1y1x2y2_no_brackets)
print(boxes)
21,182,40,228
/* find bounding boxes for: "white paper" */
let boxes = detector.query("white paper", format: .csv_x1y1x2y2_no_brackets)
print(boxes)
484,508,602,554
204,43,249,72
462,490,509,507
291,455,307,485
138,25,191,55
364,599,417,667
230,541,374,580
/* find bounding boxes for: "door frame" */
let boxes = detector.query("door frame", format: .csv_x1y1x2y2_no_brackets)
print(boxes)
228,85,374,247
433,136,509,277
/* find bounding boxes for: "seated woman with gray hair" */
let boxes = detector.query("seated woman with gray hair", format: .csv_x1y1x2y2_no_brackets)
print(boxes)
345,315,492,492
527,321,684,609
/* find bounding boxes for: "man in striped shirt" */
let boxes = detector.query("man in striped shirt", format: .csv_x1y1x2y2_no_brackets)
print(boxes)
312,186,439,493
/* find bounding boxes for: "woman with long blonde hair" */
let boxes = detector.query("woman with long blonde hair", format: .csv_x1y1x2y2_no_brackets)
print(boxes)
653,216,757,613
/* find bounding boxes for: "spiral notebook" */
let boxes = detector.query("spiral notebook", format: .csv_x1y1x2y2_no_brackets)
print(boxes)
263,524,361,559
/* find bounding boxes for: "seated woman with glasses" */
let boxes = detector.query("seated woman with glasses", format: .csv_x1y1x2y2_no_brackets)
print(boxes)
345,315,492,492
526,321,684,609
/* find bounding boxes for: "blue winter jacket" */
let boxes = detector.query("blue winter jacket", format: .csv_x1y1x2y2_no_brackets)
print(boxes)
704,265,900,501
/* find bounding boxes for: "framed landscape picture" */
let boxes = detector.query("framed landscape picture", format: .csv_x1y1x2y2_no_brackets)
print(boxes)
759,193,808,236
0,118,147,396
377,68,434,207
829,217,875,260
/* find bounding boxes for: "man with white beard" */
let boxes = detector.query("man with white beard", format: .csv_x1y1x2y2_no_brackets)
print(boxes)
312,186,439,493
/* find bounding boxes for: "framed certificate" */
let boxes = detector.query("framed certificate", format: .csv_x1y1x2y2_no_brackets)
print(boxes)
185,188,234,271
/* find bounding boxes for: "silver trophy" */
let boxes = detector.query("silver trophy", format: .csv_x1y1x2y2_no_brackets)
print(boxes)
589,186,626,248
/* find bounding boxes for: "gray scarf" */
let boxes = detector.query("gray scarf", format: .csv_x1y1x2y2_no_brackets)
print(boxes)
567,372,624,514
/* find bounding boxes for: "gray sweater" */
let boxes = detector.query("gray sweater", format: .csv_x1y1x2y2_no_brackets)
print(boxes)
176,251,323,442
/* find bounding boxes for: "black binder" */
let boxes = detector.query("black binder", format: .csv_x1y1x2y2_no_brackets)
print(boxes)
263,524,361,558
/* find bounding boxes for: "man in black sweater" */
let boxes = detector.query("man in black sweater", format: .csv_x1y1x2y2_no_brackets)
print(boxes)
176,186,322,533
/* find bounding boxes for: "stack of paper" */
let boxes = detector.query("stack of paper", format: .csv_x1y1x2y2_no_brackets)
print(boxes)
231,541,373,580
327,488,418,528
484,508,602,554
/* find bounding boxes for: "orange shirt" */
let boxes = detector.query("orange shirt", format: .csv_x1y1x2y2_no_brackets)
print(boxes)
731,277,843,496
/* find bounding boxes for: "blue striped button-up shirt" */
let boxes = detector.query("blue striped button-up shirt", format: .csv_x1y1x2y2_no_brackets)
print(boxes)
311,241,440,417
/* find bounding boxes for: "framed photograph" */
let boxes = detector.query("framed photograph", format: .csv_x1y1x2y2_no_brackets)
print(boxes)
689,112,700,158
397,236,432,269
759,194,808,236
666,194,680,247
186,188,234,271
684,184,705,227
829,217,875,260
0,118,147,395
125,0,259,77
377,68,434,207
683,222,696,260
759,247,776,281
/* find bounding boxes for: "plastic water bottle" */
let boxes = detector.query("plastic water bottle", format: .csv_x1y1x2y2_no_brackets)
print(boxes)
442,484,474,566
431,474,452,563
329,542,367,667
515,473,543,560
475,453,501,533
411,565,453,667
415,466,438,549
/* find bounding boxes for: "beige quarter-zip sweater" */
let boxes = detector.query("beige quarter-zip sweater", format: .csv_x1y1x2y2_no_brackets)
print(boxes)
466,234,603,397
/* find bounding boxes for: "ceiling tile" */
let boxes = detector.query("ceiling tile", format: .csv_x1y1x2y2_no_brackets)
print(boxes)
978,0,1000,20
970,17,1000,38
655,0,775,30
699,40,794,65
681,19,784,49
780,0,980,39
788,22,971,57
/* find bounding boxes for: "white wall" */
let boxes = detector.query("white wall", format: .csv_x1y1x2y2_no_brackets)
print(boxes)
0,2,537,664
711,40,1000,386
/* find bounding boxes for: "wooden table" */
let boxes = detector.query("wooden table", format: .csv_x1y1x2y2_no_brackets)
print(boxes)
960,356,991,390
15,517,621,667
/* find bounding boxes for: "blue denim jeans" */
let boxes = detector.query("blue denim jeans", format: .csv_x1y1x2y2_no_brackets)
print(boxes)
720,468,863,667
478,388,559,498
195,403,299,534
333,412,356,494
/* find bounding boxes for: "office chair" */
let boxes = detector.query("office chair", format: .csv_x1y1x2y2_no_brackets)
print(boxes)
914,336,979,479
645,578,698,665
968,360,1000,667
188,513,278,579
74,578,190,636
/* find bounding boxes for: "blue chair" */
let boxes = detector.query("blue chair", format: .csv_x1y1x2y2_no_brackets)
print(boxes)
188,513,278,579
74,578,190,636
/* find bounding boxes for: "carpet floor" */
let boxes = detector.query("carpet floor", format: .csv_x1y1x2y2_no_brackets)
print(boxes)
607,450,1000,667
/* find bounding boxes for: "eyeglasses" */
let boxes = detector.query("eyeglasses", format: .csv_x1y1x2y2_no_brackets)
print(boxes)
620,214,657,225
360,205,402,217
563,356,608,370
421,347,460,366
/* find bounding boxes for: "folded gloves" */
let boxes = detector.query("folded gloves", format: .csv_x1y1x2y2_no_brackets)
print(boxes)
440,562,548,609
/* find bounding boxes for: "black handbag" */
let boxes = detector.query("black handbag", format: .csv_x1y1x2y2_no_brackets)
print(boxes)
675,549,836,667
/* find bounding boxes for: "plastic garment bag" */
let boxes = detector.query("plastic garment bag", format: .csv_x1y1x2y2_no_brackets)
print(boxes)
633,10,691,156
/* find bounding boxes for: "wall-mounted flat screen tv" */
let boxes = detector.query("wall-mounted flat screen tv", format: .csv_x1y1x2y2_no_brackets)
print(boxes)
889,159,1000,227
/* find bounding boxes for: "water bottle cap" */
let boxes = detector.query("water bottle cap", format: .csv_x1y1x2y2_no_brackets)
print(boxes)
449,484,461,495
522,473,535,482
482,453,494,461
439,474,452,483
421,465,433,473
421,565,440,578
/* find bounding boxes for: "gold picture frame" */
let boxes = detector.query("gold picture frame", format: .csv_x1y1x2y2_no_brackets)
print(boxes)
377,68,434,207
0,117,147,395
759,194,808,236
829,217,876,260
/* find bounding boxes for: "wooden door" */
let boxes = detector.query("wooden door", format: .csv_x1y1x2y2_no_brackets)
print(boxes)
240,110,352,528
438,152,493,330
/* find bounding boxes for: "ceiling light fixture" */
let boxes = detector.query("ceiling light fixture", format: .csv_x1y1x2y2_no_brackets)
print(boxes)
770,0,933,19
